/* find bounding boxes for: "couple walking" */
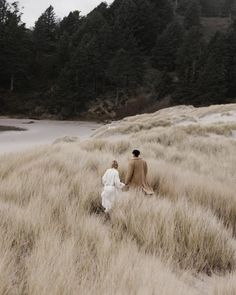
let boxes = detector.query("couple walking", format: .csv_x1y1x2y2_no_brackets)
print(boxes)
101,149,154,213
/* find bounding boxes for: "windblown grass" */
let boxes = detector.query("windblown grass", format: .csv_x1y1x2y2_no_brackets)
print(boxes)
111,194,235,274
212,274,236,295
0,104,236,294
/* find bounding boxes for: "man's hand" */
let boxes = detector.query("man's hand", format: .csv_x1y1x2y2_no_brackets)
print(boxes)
122,185,129,192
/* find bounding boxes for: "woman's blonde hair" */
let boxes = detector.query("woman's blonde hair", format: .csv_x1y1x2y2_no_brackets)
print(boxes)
111,160,118,169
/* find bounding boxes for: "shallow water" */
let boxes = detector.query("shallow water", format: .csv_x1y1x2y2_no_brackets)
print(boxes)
0,118,102,155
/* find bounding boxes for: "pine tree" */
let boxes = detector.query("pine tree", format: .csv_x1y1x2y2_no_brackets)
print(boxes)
33,6,58,84
225,21,236,98
184,0,201,29
177,0,227,16
197,32,227,104
60,11,81,36
0,0,8,23
57,6,114,110
231,0,236,20
34,6,57,52
156,71,174,98
149,0,174,35
176,0,189,15
0,1,31,91
177,27,205,84
111,0,173,52
0,0,9,87
199,0,224,16
222,0,235,18
73,9,108,46
152,20,184,71
56,43,90,117
108,48,131,99
112,0,142,48
130,0,153,52
175,26,205,103
108,35,144,102
57,32,71,68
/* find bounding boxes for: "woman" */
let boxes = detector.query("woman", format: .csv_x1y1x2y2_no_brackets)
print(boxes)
101,160,125,212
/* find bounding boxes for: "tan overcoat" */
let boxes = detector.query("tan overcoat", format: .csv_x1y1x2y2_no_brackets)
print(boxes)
125,158,154,195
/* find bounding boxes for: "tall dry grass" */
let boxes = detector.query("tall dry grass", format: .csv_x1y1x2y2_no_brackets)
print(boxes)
111,194,235,274
0,104,236,294
212,274,236,295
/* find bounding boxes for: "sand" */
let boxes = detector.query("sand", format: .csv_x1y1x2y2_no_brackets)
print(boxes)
0,118,102,155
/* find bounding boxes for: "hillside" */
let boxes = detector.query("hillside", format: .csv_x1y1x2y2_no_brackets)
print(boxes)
1,0,236,119
0,104,236,294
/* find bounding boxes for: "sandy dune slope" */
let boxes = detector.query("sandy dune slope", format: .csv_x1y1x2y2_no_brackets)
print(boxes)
0,104,236,294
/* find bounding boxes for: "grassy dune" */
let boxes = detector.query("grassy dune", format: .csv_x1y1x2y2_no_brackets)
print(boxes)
0,104,236,294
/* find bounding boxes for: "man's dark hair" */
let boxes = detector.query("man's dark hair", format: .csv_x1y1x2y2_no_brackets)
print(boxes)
132,149,140,157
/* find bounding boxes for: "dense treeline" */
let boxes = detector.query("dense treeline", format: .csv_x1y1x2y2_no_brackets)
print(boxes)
0,0,236,118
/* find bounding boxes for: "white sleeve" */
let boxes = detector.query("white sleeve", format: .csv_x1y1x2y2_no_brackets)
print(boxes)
114,171,125,189
102,171,108,185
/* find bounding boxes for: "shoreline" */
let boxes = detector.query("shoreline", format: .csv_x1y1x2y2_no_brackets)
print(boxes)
0,115,107,124
0,117,103,155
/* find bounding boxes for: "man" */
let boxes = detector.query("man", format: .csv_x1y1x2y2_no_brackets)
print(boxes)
125,149,154,195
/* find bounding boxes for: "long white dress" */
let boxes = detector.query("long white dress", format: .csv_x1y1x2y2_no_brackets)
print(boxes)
101,168,125,212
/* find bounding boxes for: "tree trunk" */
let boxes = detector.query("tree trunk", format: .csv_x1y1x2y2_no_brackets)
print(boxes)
10,74,14,92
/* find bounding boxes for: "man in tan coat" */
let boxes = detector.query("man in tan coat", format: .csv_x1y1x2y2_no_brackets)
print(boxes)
125,150,154,195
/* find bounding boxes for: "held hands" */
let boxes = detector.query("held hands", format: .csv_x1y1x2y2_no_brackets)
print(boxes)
122,184,129,192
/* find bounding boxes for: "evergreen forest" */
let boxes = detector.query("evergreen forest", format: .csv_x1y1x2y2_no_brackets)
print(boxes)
0,0,236,119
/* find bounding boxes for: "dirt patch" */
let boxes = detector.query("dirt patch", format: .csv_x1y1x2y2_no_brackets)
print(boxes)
0,126,26,132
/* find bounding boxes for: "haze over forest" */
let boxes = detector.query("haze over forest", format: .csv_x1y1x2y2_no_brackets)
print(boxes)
0,0,236,119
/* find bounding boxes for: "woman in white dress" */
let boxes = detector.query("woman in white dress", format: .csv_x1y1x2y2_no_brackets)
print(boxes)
101,160,125,212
